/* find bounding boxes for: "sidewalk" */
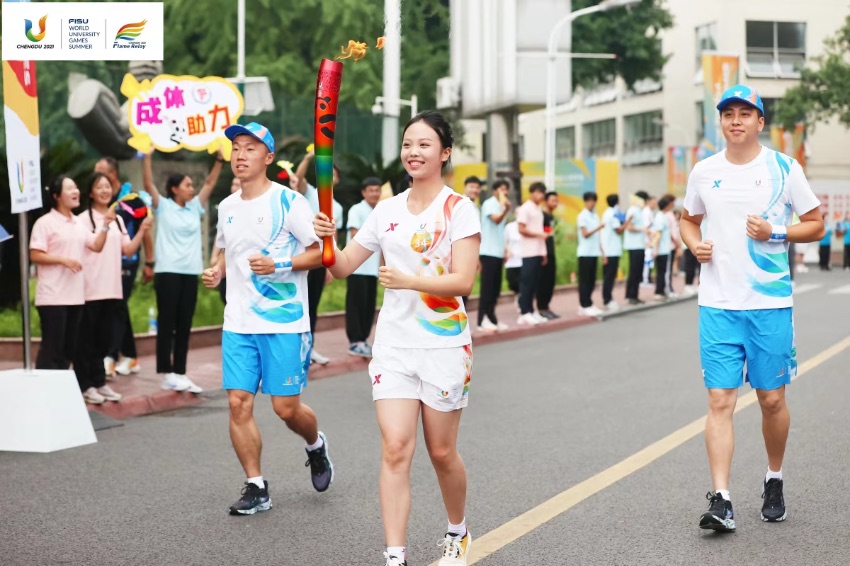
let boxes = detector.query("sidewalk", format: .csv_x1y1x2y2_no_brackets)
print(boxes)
2,279,695,420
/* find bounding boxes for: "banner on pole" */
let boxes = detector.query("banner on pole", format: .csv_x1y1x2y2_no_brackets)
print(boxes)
698,52,739,161
667,145,698,198
3,60,43,214
121,73,244,157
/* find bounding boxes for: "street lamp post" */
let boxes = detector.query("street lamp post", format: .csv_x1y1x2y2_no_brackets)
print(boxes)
373,95,418,121
544,0,641,191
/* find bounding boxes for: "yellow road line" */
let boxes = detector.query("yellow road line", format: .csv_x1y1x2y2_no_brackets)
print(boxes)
429,335,850,566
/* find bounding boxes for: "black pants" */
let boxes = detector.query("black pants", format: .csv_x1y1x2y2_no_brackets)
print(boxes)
519,257,543,315
819,245,831,270
345,274,377,343
109,264,138,360
602,256,620,304
683,248,698,285
218,277,228,304
506,267,520,295
36,305,83,370
626,249,645,300
154,273,198,375
307,267,327,335
478,256,504,325
844,244,850,269
577,256,598,308
655,254,669,296
536,253,556,311
73,299,119,391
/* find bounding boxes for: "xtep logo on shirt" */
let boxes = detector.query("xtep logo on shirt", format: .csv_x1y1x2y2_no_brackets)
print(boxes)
712,180,722,189
385,223,399,232
227,216,234,224
372,374,382,385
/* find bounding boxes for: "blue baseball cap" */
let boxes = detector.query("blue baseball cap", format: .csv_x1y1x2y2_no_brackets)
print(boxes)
224,122,274,153
716,84,764,115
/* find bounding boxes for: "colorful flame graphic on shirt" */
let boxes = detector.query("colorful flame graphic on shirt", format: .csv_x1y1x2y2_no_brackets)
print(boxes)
748,150,792,298
25,16,47,43
411,193,468,336
115,20,146,41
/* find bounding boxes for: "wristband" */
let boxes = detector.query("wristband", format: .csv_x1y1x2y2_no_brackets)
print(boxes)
769,225,787,242
100,224,110,233
273,257,292,272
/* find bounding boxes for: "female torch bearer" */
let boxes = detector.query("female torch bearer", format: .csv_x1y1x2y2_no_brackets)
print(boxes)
314,59,343,267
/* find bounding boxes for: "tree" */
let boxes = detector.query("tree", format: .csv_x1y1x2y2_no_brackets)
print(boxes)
775,15,850,131
571,0,674,90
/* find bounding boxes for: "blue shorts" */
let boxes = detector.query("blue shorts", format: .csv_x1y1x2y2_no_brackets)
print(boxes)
699,307,796,391
222,331,312,397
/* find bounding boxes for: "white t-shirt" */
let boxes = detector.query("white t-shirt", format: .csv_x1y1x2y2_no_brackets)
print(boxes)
652,211,671,255
577,208,601,258
683,147,820,310
504,221,523,268
642,206,655,246
215,182,320,333
347,199,379,277
623,205,645,250
600,207,623,258
354,186,481,348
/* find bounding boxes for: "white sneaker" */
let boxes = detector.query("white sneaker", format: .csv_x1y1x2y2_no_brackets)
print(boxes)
531,311,548,323
175,374,203,394
97,385,122,402
496,322,509,331
683,285,697,297
384,552,406,566
438,530,472,565
161,373,190,392
516,313,539,326
668,291,679,299
115,357,141,376
605,301,621,312
83,387,105,405
797,264,809,273
477,318,498,332
104,356,116,379
311,350,330,365
579,306,602,317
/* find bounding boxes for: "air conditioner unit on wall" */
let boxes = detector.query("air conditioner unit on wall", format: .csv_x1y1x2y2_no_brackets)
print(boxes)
436,77,460,110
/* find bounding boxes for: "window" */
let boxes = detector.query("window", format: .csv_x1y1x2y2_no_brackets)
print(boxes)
556,126,575,160
623,111,663,165
582,119,616,158
695,22,718,71
746,21,806,78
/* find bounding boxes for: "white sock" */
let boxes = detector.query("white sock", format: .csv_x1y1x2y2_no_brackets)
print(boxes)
247,475,264,489
766,468,783,481
717,489,731,501
305,434,324,452
447,517,466,536
386,546,406,561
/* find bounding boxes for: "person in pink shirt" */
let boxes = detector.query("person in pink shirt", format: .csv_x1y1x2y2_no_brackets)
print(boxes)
516,182,549,326
73,173,152,404
29,175,111,372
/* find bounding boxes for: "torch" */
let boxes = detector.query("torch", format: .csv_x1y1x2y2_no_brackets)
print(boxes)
314,59,343,268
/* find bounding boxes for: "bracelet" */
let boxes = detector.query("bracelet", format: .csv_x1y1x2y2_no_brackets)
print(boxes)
769,225,787,242
145,261,155,267
100,224,110,233
273,257,292,272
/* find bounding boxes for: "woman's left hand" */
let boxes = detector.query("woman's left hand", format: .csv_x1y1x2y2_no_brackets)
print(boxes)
379,266,411,290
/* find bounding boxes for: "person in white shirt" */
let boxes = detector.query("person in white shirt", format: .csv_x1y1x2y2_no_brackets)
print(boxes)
503,220,523,308
600,194,626,310
650,195,674,300
293,151,344,366
576,192,605,316
516,182,549,325
641,195,657,286
313,111,480,566
681,85,824,533
477,179,511,331
202,122,334,517
623,191,648,304
345,177,383,357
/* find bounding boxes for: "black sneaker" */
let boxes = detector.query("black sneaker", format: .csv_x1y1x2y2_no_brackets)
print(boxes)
761,478,787,522
699,491,735,532
305,431,334,492
229,481,272,515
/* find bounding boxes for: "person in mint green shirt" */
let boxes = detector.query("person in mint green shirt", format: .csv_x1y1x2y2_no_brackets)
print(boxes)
478,179,511,330
818,213,833,271
838,213,850,270
142,150,223,393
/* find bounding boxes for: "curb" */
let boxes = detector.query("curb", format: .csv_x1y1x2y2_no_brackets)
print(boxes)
598,293,697,320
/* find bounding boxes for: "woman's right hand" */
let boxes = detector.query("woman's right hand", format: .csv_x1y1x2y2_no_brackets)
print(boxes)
313,212,336,239
62,258,82,273
202,265,222,288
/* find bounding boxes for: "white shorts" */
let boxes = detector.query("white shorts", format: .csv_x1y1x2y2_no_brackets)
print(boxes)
368,344,473,412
